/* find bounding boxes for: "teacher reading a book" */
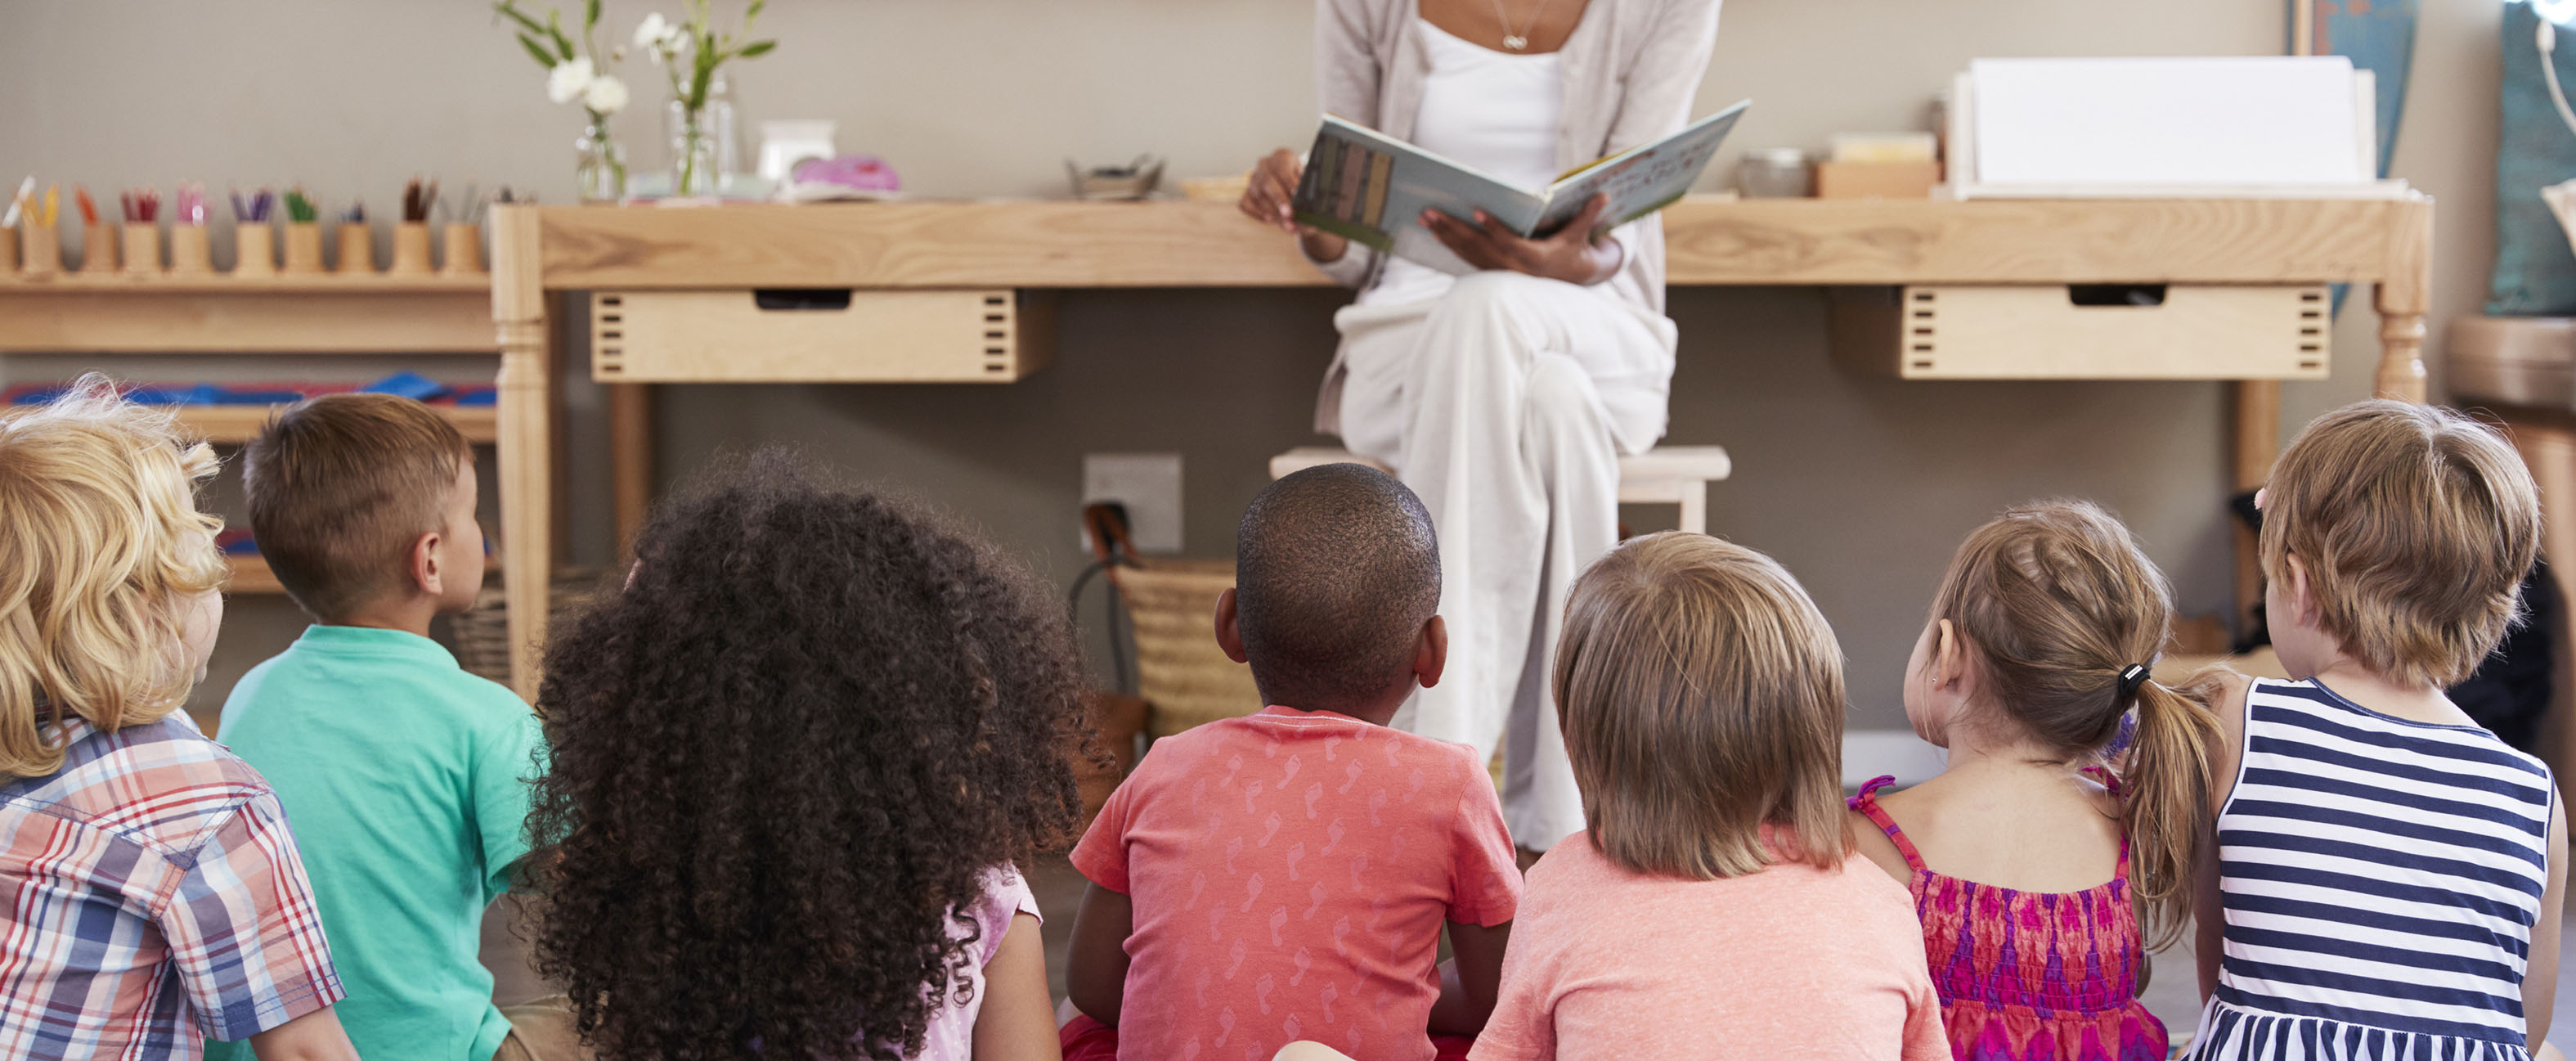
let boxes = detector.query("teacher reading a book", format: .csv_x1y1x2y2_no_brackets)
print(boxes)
1239,0,1721,853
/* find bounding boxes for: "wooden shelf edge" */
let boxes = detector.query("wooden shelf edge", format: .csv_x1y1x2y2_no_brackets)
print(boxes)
169,403,498,444
225,555,286,596
0,273,489,294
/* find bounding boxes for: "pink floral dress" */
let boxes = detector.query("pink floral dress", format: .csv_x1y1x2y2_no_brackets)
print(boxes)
1849,776,2167,1061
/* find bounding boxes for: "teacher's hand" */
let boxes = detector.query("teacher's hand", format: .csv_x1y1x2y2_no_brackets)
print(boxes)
1424,193,1622,286
1241,148,1349,264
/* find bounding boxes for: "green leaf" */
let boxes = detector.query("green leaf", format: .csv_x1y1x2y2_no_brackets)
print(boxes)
517,33,559,69
736,39,774,58
495,2,550,38
546,10,576,60
745,0,766,29
583,0,600,30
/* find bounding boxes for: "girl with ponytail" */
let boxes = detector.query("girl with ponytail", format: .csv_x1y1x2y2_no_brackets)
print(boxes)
1847,500,2220,1061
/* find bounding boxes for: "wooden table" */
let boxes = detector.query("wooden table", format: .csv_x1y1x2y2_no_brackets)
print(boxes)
488,195,2434,696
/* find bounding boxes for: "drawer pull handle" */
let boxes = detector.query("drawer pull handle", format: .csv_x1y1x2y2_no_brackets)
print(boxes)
752,288,855,311
2067,284,2165,308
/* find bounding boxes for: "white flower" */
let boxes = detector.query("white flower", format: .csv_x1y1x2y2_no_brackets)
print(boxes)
584,74,630,115
633,12,682,59
546,56,595,104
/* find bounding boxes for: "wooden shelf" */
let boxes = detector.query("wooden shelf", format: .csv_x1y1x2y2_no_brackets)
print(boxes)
0,272,488,294
225,555,285,595
518,194,2432,291
169,402,497,444
0,285,496,353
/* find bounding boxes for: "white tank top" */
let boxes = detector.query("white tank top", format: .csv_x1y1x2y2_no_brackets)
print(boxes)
1359,20,1566,307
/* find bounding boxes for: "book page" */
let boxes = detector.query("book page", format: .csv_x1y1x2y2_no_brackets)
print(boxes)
1540,101,1748,235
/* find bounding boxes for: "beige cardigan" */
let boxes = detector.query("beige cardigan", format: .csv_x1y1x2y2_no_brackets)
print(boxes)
1306,0,1722,309
1307,0,1721,430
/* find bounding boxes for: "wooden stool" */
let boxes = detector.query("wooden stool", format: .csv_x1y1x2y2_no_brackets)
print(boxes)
1268,444,1733,534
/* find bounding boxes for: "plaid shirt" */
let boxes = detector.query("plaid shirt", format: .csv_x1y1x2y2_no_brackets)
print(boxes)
0,713,343,1059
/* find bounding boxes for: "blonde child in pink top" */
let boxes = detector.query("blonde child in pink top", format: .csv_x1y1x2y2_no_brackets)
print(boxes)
1477,533,1946,1061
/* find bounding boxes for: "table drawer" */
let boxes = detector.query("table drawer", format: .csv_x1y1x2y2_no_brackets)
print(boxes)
1869,284,2330,380
590,288,1051,383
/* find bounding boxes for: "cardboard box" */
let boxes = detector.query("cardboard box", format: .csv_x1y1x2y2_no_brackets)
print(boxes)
1815,160,1941,200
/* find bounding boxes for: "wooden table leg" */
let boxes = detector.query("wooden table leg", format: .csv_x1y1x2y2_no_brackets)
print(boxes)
2232,380,2280,645
608,382,653,558
491,205,553,702
2375,198,2435,404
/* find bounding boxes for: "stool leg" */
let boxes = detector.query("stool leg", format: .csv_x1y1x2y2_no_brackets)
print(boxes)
1678,483,1708,537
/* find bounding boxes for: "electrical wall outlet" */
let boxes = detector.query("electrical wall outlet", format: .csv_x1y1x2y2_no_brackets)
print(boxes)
1083,452,1183,554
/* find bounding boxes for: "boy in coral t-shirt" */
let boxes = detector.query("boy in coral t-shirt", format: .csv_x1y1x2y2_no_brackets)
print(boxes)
1063,464,1521,1061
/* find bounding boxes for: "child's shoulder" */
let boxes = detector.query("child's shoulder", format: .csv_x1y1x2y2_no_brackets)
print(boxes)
6,715,278,856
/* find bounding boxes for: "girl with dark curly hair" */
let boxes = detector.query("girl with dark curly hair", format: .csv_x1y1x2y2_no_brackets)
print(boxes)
526,453,1088,1061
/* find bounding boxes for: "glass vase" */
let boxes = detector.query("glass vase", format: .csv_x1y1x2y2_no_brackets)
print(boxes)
573,115,627,203
671,112,718,198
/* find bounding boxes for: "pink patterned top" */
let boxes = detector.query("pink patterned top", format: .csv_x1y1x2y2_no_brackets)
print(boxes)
1847,776,2166,1061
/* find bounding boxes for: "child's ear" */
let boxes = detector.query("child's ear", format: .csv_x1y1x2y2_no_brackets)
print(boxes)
1213,588,1250,664
411,529,445,598
1932,618,1963,689
1414,614,1448,690
2282,554,2318,627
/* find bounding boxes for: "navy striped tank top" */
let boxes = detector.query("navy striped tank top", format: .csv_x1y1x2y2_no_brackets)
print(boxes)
2189,677,2556,1061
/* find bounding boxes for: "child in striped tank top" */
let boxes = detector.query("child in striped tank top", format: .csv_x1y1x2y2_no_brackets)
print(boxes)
2192,400,2568,1061
1848,501,2223,1061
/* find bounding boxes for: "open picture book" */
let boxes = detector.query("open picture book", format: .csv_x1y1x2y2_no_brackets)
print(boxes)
1291,99,1750,274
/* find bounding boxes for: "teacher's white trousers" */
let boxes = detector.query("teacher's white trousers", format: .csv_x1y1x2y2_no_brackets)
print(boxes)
1329,271,1677,852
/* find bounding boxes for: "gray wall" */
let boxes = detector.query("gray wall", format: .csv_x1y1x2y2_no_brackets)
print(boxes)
0,0,2506,731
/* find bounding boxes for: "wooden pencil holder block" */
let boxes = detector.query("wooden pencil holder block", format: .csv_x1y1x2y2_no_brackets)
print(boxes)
388,222,433,275
280,222,324,274
0,226,16,274
168,225,213,273
232,223,276,276
439,222,483,275
335,222,374,273
121,223,160,275
79,223,118,273
20,223,60,276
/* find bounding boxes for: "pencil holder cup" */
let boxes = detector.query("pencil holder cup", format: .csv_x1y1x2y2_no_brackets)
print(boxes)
122,224,160,275
334,222,373,273
80,224,119,273
232,223,276,276
280,222,324,274
168,226,213,273
20,223,60,276
440,223,483,275
388,222,433,275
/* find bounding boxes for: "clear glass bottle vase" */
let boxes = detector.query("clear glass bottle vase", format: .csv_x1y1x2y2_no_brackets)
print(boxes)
573,115,627,203
671,112,719,197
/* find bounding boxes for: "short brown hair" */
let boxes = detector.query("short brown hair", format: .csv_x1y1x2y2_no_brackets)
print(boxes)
2262,400,2540,686
245,393,473,623
1555,533,1846,879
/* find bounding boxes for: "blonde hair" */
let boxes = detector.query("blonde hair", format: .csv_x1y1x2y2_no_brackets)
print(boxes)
1555,533,1847,879
2262,400,2541,687
244,393,472,623
0,375,227,776
1928,501,2220,951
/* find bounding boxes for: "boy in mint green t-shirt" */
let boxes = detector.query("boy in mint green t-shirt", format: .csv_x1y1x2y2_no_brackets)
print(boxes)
212,394,557,1061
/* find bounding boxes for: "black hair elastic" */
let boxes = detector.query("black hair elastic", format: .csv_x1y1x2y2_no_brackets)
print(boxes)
2117,663,2152,699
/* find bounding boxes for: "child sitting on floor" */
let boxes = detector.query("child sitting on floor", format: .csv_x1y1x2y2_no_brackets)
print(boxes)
1847,501,2219,1060
527,455,1086,1061
2191,401,2567,1060
1063,463,1521,1061
1471,533,1945,1060
0,377,357,1060
211,393,567,1061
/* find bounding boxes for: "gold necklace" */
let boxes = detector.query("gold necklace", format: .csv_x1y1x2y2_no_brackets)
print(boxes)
1484,0,1557,51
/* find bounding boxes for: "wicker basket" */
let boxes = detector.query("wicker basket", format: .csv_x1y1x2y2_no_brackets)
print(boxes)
450,569,600,686
1109,558,1265,737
